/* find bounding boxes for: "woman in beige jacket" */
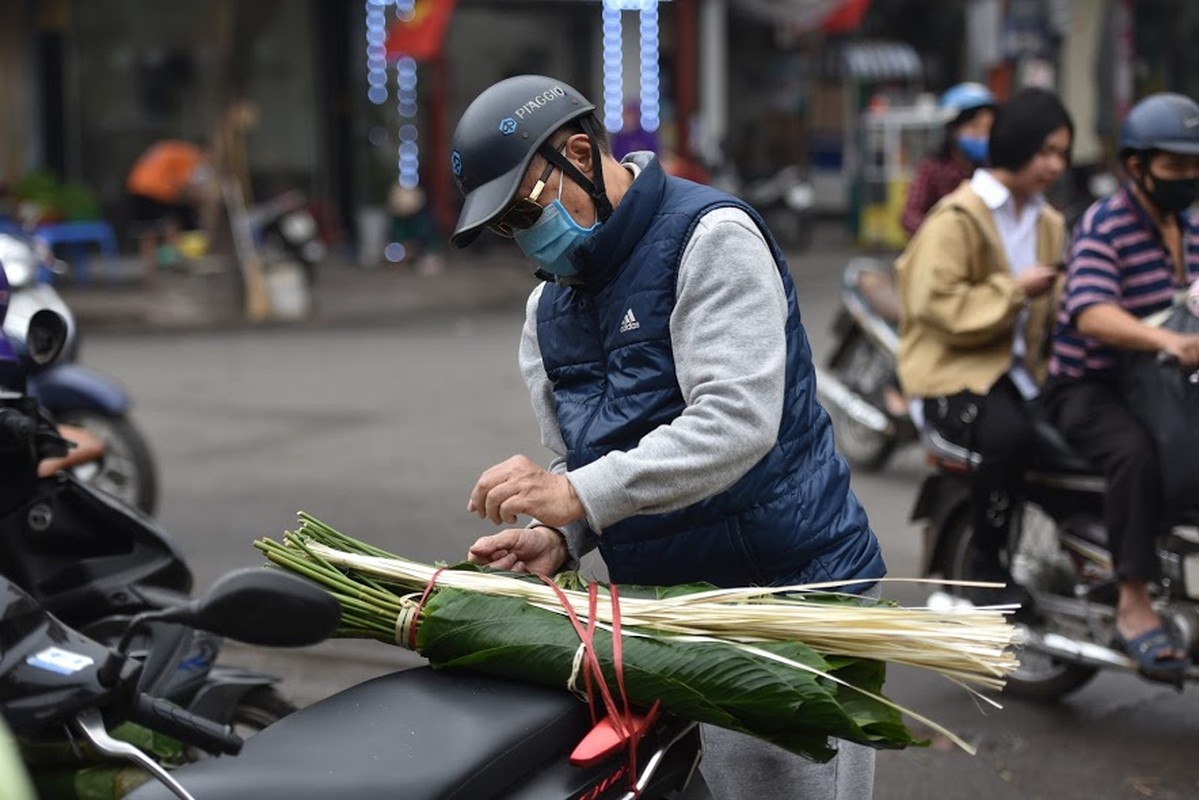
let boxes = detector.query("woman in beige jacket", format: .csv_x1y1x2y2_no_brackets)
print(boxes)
896,87,1072,603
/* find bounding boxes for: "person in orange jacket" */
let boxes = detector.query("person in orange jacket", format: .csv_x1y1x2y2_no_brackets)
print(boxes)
125,139,211,272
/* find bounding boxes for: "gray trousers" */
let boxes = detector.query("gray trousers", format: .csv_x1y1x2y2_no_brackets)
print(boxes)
696,585,880,800
698,724,875,800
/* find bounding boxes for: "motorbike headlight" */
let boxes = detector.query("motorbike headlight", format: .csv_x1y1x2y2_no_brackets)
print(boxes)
0,235,39,288
785,183,815,210
280,211,317,244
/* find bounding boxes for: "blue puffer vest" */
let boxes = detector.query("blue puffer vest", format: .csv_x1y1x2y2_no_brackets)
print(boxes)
538,157,884,589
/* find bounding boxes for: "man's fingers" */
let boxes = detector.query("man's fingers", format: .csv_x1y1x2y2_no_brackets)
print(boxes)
486,552,520,572
468,463,505,517
484,480,523,525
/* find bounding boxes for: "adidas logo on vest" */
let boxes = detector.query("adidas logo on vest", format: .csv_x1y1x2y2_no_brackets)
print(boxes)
619,308,641,333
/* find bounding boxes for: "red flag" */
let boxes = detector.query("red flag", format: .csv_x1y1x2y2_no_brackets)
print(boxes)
385,0,457,62
821,0,871,34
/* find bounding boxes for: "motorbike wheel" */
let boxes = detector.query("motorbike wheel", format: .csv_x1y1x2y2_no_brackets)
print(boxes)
827,332,897,471
185,687,296,762
941,507,1098,702
57,409,159,516
228,687,296,737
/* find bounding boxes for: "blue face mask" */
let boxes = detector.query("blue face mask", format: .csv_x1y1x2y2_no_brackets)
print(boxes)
513,177,600,278
956,134,989,165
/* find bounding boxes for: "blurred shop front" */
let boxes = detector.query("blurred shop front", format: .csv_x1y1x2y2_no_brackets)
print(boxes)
2,0,353,246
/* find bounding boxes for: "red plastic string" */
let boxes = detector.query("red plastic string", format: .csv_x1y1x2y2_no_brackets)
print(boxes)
539,577,623,728
539,576,655,797
408,567,447,650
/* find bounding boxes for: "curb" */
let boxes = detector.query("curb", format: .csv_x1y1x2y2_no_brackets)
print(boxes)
57,258,540,335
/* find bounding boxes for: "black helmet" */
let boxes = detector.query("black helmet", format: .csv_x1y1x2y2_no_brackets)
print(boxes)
1118,93,1199,157
450,75,597,248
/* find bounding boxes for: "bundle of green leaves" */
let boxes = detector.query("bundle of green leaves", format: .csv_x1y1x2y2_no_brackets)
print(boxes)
255,513,1019,761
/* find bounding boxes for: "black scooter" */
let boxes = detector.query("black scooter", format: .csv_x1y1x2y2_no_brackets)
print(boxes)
1,567,340,800
0,312,295,748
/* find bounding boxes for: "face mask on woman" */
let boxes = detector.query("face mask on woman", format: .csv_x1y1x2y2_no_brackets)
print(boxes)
513,173,601,278
955,134,989,165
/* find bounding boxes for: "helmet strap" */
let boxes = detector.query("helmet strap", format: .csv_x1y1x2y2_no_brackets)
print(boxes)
539,116,614,223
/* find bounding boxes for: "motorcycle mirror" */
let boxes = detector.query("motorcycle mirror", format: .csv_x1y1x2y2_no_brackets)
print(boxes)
157,568,341,648
25,309,68,366
1088,172,1119,200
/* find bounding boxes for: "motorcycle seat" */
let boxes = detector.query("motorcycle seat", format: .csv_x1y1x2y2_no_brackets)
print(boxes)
128,666,599,800
1027,418,1097,475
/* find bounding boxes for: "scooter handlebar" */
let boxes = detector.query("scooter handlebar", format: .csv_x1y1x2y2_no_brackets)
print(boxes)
130,693,243,756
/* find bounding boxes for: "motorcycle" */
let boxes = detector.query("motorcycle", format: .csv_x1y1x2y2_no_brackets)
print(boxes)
0,230,159,514
710,164,815,252
246,190,326,288
913,405,1199,700
816,257,917,471
0,311,296,762
1,566,340,800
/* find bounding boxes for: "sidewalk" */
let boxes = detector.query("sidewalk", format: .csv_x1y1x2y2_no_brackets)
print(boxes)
56,249,541,334
56,222,865,335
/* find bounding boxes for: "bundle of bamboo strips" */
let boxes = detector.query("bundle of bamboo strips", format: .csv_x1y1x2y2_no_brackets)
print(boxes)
254,512,1022,759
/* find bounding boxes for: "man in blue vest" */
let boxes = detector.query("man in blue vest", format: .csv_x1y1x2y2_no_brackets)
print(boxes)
452,75,885,800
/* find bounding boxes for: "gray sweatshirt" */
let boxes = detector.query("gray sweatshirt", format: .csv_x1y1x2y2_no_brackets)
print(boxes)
523,155,790,559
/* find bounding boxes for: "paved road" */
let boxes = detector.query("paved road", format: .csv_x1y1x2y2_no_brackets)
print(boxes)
77,252,1198,800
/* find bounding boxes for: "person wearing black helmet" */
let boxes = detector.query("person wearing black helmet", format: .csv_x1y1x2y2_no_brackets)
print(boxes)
454,75,885,799
1043,92,1199,680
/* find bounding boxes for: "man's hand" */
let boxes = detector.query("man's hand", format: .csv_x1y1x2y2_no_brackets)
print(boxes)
467,526,569,576
1015,265,1058,299
1162,331,1199,368
467,455,585,527
37,425,104,478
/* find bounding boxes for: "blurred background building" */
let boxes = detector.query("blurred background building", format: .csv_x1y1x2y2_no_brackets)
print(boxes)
0,0,1194,259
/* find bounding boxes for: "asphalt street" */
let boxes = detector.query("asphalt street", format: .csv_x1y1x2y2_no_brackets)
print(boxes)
72,244,1199,800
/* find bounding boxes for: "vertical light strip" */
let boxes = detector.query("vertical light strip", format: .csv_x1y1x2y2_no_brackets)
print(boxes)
396,56,420,188
365,0,389,105
602,0,624,132
638,1,660,132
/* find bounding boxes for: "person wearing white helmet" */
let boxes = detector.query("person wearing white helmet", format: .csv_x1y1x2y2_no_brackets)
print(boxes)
451,74,885,800
900,82,998,237
1043,92,1199,682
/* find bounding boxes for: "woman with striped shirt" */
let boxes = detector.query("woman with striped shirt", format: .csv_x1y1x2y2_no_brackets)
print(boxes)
1044,93,1199,680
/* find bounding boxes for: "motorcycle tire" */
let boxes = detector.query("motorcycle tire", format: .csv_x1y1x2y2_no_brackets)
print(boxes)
56,409,159,516
185,687,296,762
227,687,296,737
826,331,897,471
940,508,1098,702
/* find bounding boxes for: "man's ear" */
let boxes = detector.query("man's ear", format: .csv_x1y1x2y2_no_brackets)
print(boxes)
1125,153,1144,182
565,133,594,179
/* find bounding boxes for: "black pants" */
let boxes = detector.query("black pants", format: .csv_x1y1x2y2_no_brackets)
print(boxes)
1042,377,1161,581
924,377,1036,563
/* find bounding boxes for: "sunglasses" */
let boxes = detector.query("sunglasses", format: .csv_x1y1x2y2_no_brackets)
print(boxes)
489,157,558,238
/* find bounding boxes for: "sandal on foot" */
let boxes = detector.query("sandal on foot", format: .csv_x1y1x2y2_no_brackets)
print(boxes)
1111,627,1190,683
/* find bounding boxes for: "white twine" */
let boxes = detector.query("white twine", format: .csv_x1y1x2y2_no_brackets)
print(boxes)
393,595,421,649
567,642,589,702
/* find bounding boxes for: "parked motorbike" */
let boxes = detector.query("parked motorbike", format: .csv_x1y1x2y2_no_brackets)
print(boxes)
710,164,815,252
914,407,1199,700
816,257,917,470
1,567,340,800
0,312,296,763
0,230,159,514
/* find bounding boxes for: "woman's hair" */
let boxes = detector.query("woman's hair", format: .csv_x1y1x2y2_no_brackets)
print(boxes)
937,106,992,159
988,87,1074,171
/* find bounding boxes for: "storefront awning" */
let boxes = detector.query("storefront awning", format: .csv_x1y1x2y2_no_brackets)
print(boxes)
840,41,921,81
